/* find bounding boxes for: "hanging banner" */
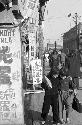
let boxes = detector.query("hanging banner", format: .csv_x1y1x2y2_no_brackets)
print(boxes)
18,0,38,19
28,31,36,64
0,26,24,124
30,59,42,85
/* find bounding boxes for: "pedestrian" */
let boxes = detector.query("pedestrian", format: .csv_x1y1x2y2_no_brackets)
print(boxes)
48,49,60,75
61,49,66,67
59,66,77,124
41,70,64,125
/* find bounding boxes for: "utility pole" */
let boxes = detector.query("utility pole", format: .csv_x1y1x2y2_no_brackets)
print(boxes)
73,13,78,34
55,41,56,51
73,13,81,50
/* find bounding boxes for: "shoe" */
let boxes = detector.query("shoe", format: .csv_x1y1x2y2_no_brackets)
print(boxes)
41,121,45,125
53,123,60,125
53,120,65,125
66,118,71,124
60,119,65,124
53,121,58,125
56,123,60,125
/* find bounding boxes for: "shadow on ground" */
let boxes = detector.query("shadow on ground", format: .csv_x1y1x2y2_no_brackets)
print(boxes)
24,110,53,125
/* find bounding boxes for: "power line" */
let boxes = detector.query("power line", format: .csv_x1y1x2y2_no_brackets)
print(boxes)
43,0,82,21
43,15,68,22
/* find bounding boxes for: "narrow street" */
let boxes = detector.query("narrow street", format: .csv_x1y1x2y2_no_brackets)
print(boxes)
0,1,82,125
24,88,82,125
24,60,82,125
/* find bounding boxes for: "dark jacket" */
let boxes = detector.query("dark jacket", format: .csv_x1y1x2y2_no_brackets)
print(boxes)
60,76,76,92
49,52,60,74
41,71,60,95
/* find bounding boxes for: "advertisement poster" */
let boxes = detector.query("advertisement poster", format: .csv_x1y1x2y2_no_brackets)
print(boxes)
0,26,24,124
18,0,38,19
29,32,36,64
31,59,42,85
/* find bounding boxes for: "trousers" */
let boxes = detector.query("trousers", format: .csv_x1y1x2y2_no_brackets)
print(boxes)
61,91,74,118
41,91,60,123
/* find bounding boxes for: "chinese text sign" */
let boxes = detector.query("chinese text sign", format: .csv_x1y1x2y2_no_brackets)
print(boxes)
0,26,24,124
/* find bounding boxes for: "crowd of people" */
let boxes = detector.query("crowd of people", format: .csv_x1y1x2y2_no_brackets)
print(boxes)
41,48,80,125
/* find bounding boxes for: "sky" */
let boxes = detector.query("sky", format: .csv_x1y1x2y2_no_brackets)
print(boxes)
42,0,82,47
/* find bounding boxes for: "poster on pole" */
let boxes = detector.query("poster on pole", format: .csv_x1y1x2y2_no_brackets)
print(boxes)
29,32,36,64
0,26,24,124
30,59,42,85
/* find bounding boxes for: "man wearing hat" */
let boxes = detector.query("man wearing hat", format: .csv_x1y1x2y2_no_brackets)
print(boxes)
49,49,61,75
41,67,64,125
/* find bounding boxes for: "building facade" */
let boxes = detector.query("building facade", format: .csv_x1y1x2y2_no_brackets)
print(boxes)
63,25,77,53
63,22,82,61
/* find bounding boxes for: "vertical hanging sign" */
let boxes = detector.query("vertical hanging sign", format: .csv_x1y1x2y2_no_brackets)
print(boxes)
0,26,24,124
18,0,38,19
28,24,36,64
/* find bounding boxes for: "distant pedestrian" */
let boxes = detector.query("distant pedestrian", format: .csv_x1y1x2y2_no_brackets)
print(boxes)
49,49,60,75
61,49,66,66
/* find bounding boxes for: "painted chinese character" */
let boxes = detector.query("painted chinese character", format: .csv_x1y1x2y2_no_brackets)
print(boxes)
0,66,12,85
3,112,10,120
36,71,40,77
0,46,13,64
12,71,20,81
31,52,34,56
36,77,40,83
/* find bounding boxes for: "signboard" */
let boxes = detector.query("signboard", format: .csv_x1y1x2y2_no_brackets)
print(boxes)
0,26,24,124
28,31,36,64
31,59,42,85
18,0,38,19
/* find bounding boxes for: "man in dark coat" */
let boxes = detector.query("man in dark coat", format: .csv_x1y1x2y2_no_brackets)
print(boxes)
49,49,60,75
41,70,63,125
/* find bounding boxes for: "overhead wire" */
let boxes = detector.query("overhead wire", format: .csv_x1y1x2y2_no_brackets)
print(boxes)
43,0,82,43
43,0,82,22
